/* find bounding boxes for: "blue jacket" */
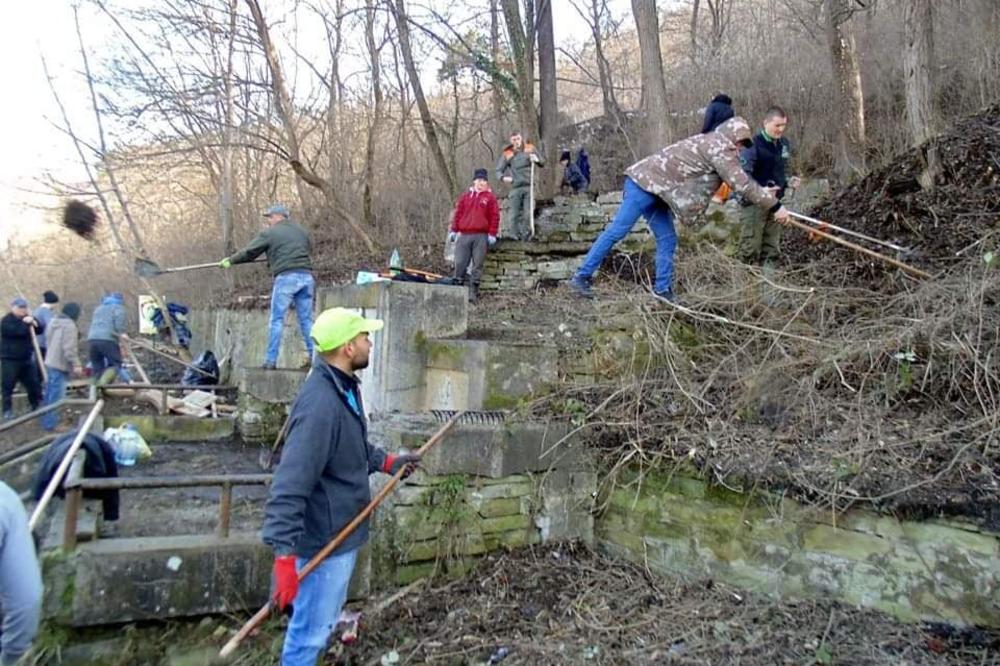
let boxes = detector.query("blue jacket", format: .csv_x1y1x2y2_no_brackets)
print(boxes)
702,94,734,133
0,482,42,665
262,361,390,559
87,294,127,342
32,305,55,349
740,130,792,200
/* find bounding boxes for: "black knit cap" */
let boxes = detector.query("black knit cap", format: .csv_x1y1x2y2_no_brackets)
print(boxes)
560,150,571,162
43,290,59,304
62,302,81,321
473,168,488,181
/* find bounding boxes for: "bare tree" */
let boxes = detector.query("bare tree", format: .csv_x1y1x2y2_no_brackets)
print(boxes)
391,0,458,196
569,0,621,119
244,0,377,251
537,0,558,195
631,0,671,146
825,0,866,179
903,0,939,189
490,0,504,147
500,0,541,141
362,0,385,227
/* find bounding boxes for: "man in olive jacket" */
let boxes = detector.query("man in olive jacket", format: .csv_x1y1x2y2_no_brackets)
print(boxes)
496,132,544,241
220,204,313,369
569,117,789,301
262,308,420,665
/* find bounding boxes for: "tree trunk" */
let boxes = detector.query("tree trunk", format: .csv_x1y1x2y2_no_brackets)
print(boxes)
392,0,458,196
903,0,939,190
589,0,620,119
500,0,540,141
245,0,377,252
631,0,671,147
362,0,384,228
537,0,558,197
220,0,238,255
825,0,866,180
490,0,504,148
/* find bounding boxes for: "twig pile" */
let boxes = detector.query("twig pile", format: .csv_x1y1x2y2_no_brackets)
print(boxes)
343,542,997,665
785,104,1000,284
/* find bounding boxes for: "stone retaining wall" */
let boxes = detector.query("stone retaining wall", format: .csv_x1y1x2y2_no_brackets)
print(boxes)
597,468,1000,627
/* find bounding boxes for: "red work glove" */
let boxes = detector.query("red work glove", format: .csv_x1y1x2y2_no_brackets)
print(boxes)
382,452,422,478
272,555,299,611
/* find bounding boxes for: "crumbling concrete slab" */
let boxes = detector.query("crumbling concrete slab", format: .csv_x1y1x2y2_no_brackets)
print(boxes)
103,415,235,442
242,367,308,404
423,339,559,411
372,414,584,479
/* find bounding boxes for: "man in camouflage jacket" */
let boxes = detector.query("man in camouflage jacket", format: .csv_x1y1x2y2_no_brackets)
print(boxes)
569,117,789,300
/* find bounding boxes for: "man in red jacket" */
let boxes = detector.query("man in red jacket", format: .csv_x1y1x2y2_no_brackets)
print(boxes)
448,168,500,303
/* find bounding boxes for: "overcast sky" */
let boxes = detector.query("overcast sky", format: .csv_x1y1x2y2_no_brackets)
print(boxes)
0,0,633,245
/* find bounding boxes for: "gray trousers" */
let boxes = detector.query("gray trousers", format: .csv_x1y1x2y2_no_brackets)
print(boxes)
453,233,489,284
507,186,531,240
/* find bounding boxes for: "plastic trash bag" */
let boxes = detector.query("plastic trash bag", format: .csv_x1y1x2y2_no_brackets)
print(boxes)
182,350,220,386
103,423,152,466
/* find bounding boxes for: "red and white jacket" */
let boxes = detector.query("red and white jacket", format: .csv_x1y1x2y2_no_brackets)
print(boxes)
449,187,500,237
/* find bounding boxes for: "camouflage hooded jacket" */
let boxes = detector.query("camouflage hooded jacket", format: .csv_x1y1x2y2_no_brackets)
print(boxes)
625,117,779,224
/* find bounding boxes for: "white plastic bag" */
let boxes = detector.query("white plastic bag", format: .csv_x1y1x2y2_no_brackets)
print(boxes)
103,424,153,466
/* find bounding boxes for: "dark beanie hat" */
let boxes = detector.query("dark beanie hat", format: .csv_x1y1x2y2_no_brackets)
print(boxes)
560,150,571,162
62,302,81,321
473,168,489,181
43,290,59,304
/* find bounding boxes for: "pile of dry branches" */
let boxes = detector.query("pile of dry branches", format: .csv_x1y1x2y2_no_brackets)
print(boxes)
342,542,996,665
521,241,999,527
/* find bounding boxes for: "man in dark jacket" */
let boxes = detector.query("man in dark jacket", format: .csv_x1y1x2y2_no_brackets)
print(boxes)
1,298,44,420
496,132,544,241
448,168,501,303
220,204,313,369
701,93,734,133
262,307,420,665
569,117,788,301
737,106,802,266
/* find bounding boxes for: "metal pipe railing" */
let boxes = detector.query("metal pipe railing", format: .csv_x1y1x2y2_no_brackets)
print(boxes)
62,473,271,548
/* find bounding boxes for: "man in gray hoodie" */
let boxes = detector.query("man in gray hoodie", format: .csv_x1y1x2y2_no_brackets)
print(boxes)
0,481,43,665
87,293,128,385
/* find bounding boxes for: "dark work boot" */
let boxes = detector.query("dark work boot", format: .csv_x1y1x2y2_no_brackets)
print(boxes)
468,282,480,304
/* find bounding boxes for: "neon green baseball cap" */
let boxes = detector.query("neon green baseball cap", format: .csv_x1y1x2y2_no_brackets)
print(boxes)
311,308,384,352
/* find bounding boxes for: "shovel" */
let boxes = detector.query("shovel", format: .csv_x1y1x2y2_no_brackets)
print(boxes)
134,257,264,278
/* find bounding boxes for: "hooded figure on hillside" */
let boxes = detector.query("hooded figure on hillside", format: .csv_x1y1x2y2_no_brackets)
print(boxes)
702,93,735,134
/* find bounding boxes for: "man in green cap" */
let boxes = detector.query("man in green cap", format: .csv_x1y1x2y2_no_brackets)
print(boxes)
262,307,421,665
219,204,313,369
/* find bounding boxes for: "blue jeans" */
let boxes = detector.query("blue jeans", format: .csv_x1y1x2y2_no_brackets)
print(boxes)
268,271,315,365
40,367,67,431
281,547,358,666
576,177,678,294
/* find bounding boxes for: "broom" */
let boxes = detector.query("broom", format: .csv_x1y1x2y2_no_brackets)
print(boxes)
61,200,99,240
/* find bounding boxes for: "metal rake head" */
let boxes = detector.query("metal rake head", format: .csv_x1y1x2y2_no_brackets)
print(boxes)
430,410,508,425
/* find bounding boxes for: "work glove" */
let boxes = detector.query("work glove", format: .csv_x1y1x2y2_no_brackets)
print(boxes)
487,236,497,247
448,232,457,242
219,258,232,269
529,153,540,164
22,316,36,326
272,555,299,611
383,452,422,478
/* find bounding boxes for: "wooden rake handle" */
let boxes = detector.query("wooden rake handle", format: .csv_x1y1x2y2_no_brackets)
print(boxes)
785,217,932,280
219,411,465,658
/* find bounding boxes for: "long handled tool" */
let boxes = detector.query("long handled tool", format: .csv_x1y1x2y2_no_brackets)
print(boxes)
28,400,104,530
29,327,48,384
134,257,265,278
219,410,465,658
126,336,214,377
788,211,910,254
258,413,293,471
784,216,932,280
529,161,536,239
